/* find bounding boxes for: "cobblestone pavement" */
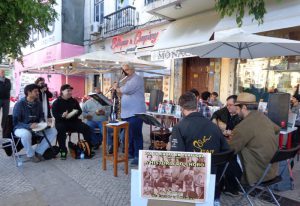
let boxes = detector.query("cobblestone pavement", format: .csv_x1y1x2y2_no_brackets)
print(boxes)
0,125,289,206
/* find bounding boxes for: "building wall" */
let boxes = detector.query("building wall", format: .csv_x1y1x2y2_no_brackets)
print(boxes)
219,58,235,103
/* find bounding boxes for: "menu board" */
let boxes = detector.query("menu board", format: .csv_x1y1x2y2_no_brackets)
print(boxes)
139,150,211,204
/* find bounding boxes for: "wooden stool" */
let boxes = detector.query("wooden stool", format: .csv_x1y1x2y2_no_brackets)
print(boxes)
102,121,129,177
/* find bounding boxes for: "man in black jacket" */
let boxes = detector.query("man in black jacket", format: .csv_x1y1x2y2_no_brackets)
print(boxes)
170,92,229,204
170,92,229,154
0,70,11,130
52,84,92,159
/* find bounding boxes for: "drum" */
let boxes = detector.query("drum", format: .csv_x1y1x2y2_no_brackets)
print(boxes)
149,129,171,150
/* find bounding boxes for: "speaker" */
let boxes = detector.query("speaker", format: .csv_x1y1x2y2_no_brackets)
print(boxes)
267,93,290,130
149,90,164,112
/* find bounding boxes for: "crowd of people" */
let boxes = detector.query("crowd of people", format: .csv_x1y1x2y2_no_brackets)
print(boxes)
0,64,299,205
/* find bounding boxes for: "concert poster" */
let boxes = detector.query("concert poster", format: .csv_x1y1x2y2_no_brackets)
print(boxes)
139,150,211,203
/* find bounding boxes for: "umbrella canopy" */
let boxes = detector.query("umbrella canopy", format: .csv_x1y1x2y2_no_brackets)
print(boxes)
179,32,300,59
25,50,165,75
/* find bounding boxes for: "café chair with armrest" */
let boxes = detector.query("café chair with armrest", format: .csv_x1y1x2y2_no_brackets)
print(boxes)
234,146,300,206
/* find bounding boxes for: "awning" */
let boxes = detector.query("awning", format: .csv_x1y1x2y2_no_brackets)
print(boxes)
25,50,165,75
152,11,220,52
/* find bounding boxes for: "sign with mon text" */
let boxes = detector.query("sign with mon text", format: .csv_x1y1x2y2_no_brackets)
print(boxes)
111,29,160,53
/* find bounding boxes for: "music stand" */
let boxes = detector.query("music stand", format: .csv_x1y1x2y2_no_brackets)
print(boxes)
135,113,162,128
135,113,170,150
89,93,112,106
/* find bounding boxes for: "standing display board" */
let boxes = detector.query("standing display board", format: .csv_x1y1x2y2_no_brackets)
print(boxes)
139,150,211,204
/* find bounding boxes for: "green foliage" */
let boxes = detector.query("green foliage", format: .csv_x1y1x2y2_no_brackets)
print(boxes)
0,0,57,62
215,0,267,27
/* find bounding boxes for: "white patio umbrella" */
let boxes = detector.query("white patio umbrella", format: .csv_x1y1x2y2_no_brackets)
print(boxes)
179,32,300,59
25,50,165,75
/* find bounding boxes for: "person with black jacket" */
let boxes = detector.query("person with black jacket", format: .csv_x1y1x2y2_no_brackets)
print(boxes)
0,70,11,130
35,77,53,120
170,92,229,205
52,84,93,160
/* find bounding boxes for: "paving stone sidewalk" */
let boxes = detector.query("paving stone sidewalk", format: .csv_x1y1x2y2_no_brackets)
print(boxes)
0,125,295,206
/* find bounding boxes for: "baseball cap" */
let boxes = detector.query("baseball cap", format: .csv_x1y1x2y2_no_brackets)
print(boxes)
60,84,73,92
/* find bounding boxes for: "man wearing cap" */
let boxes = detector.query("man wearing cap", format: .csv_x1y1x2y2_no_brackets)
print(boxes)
82,91,112,150
52,84,93,159
229,92,279,185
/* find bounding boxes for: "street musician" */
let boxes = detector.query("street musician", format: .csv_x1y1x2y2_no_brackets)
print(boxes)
112,63,146,166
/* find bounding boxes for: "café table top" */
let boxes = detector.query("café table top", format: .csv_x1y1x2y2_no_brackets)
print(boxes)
146,111,180,119
279,127,297,135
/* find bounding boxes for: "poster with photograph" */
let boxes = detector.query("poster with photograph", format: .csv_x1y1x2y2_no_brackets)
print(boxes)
139,150,211,203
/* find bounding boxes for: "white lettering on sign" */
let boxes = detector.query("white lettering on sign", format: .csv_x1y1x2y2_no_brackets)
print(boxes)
151,49,195,61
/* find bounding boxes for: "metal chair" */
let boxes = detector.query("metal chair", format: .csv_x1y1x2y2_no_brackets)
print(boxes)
0,137,19,166
212,149,235,184
235,146,300,206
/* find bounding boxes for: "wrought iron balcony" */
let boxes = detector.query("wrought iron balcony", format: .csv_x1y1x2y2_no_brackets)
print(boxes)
103,6,136,36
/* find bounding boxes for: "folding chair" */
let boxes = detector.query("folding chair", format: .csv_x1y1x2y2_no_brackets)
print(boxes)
0,137,19,166
235,146,300,206
212,149,235,184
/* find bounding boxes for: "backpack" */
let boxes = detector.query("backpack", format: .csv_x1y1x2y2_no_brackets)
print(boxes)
43,146,60,160
271,160,294,191
68,140,92,159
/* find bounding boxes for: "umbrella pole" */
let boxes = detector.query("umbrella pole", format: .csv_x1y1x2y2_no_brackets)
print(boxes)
66,69,69,84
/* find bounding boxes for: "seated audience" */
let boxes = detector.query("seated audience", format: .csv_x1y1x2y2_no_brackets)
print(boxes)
229,93,279,185
82,90,113,151
189,89,212,119
52,84,93,160
209,92,223,107
170,92,229,205
13,84,57,162
211,95,241,134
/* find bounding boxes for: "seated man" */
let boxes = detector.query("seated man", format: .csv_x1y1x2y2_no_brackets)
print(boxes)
189,89,211,119
209,92,223,107
170,92,229,204
230,93,279,185
13,84,57,162
211,95,241,136
82,91,113,151
52,84,93,160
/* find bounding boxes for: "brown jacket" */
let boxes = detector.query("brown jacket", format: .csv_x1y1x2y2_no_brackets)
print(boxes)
229,111,279,185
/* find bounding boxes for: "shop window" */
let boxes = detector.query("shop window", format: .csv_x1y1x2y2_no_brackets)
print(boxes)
94,0,104,23
144,77,163,93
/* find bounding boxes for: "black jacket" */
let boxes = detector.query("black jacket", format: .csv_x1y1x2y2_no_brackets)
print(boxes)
0,78,11,100
38,89,53,118
51,97,82,123
170,112,229,154
211,107,241,130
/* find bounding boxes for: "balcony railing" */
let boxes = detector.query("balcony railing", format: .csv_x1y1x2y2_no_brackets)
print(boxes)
103,6,136,36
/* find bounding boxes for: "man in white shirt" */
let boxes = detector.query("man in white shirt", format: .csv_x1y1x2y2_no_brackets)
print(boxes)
82,91,112,150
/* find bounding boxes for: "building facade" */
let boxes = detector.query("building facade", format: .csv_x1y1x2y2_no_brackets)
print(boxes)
14,0,86,98
84,0,172,101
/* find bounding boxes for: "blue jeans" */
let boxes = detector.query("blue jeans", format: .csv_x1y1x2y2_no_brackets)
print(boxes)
86,120,113,146
122,116,143,158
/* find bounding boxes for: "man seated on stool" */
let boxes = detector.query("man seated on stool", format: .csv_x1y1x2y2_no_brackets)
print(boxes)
13,84,57,162
82,91,113,151
52,84,94,160
169,92,229,205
